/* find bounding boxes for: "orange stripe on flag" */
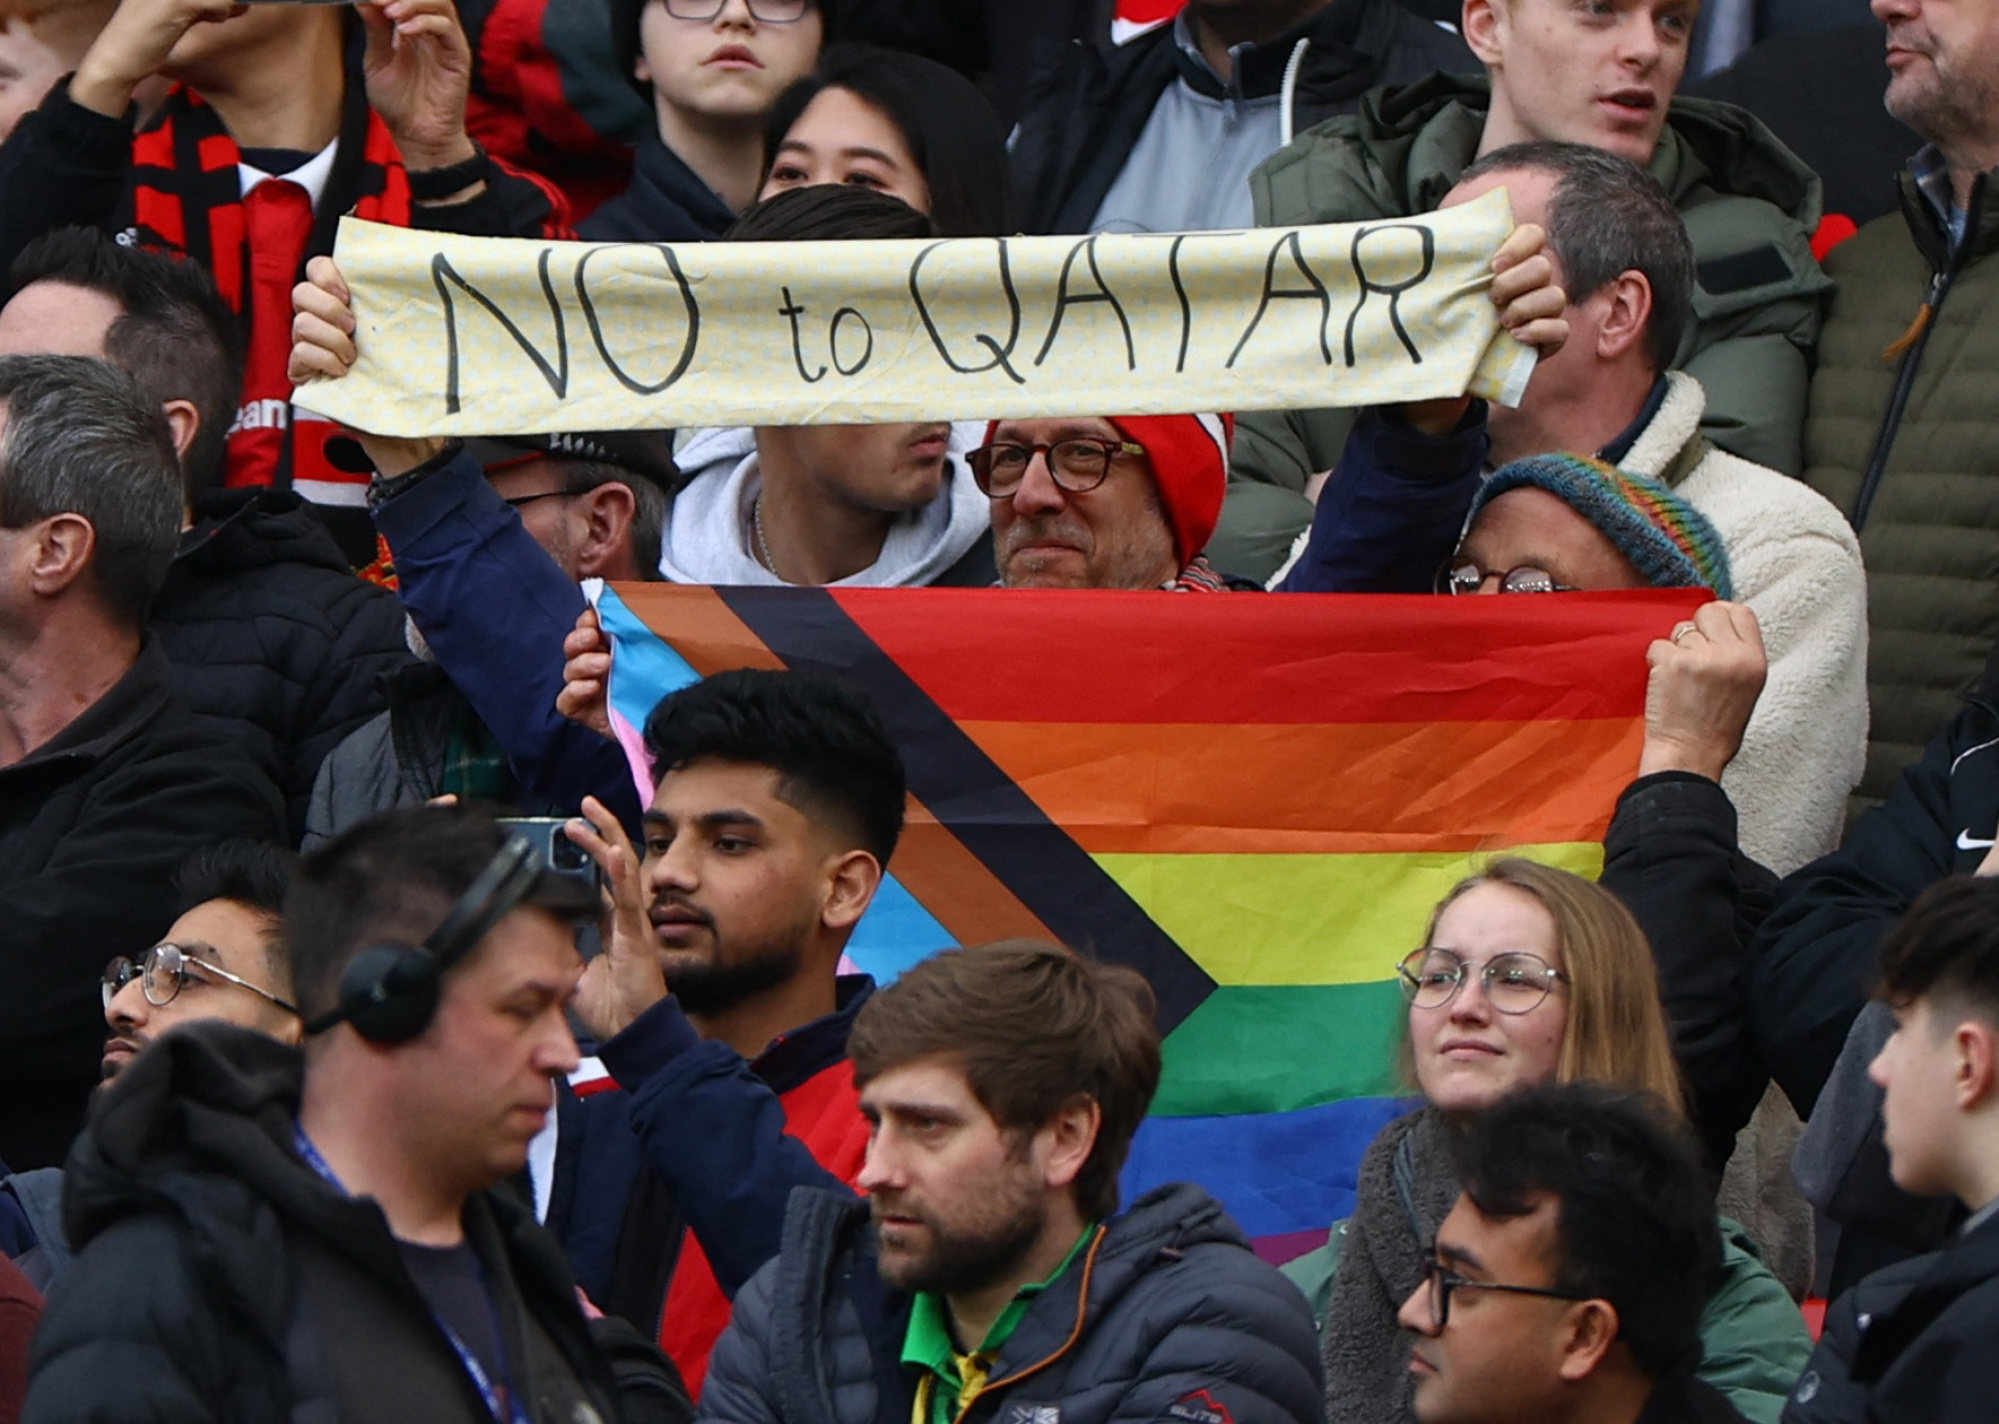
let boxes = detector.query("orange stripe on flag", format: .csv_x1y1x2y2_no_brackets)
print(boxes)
952,718,1643,854
616,585,786,676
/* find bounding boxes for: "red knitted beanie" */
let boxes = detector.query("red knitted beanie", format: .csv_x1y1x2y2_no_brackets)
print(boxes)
1106,413,1233,566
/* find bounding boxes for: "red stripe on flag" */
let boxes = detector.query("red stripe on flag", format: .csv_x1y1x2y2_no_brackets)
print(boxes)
826,588,1707,725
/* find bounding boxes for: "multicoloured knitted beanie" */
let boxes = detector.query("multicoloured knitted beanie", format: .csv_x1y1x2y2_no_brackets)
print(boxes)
1468,453,1733,598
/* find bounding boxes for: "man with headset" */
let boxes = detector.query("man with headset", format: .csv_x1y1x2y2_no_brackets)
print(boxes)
21,805,690,1424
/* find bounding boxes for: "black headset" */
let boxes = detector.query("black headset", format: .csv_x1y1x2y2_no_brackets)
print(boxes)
304,833,544,1045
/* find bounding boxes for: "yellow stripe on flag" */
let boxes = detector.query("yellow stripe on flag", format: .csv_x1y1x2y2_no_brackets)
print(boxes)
1093,843,1605,988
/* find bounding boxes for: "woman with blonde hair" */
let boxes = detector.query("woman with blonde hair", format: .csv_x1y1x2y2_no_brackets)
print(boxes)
1303,859,1810,1424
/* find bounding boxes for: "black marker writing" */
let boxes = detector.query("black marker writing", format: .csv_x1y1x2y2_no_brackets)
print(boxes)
432,248,569,414
779,286,826,383
1034,233,1134,370
908,238,1024,384
1345,224,1434,367
1228,230,1333,369
574,243,700,395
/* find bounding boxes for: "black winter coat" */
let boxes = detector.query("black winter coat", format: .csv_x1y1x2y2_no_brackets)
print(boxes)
1747,658,1999,1121
1783,1214,1999,1424
578,130,735,243
1599,772,1779,1174
702,1182,1322,1424
23,1023,689,1424
0,644,282,1171
1007,0,1474,235
152,488,410,839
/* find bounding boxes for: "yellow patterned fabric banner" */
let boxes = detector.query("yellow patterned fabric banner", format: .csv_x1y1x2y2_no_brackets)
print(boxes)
303,188,1534,437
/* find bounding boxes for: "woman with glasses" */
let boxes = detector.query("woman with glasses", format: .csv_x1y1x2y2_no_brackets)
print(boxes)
583,0,827,240
1302,859,1810,1424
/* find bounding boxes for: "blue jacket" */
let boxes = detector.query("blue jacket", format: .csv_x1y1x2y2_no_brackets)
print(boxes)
372,443,644,832
1274,406,1486,593
548,977,872,1332
703,1180,1324,1424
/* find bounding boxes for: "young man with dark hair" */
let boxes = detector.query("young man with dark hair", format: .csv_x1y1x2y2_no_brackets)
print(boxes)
1,224,241,495
696,938,1323,1424
0,227,409,838
0,840,300,1288
553,667,904,1390
1400,1082,1747,1424
0,352,282,1172
22,805,688,1423
1783,875,1999,1423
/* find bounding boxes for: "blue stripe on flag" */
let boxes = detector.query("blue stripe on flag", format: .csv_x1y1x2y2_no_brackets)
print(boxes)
598,586,701,733
1122,1095,1419,1242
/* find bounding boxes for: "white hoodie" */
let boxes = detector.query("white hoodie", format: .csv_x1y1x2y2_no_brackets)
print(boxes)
660,422,993,587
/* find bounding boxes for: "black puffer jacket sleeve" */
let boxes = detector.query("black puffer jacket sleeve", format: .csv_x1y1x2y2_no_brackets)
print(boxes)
0,81,133,281
23,1212,280,1423
1600,772,1777,1171
1745,697,1993,1117
282,574,410,829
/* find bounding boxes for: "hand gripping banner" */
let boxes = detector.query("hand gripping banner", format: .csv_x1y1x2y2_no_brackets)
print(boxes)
302,187,1536,437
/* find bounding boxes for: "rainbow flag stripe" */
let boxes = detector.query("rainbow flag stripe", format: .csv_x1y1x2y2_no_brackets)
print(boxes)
599,584,1704,1259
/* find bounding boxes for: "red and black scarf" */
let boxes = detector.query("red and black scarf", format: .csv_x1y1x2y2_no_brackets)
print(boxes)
127,75,410,516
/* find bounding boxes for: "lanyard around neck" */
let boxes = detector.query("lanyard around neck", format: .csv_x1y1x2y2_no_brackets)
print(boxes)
292,1124,532,1424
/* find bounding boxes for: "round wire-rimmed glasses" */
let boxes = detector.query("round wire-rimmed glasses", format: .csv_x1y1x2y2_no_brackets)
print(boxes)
1396,947,1569,1015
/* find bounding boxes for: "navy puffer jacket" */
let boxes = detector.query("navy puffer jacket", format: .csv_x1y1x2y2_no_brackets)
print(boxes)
702,1181,1323,1424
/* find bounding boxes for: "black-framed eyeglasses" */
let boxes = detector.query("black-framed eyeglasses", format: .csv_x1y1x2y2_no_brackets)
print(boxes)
1397,948,1569,1015
966,439,1147,498
102,943,299,1016
1435,558,1580,595
1419,1254,1591,1329
661,0,812,21
501,489,578,510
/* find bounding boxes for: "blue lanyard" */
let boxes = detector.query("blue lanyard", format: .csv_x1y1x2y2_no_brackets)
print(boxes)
293,1125,532,1424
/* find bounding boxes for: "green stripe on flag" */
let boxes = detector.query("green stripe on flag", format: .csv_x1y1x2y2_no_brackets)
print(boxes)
1153,980,1409,1116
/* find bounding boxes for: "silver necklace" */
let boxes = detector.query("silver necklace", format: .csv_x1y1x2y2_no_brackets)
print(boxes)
751,494,779,579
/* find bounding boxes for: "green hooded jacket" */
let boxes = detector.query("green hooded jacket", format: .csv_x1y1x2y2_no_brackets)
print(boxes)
1213,72,1831,583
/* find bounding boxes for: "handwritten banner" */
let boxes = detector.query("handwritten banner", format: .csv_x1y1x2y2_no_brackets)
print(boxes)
302,187,1535,437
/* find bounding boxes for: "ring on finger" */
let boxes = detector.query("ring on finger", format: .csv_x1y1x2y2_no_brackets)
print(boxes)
1670,621,1699,645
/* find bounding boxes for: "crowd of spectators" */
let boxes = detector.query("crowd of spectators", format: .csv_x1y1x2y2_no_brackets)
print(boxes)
1,0,1998,1419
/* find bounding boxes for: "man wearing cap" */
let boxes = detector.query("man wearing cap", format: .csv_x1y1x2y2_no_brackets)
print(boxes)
304,428,675,844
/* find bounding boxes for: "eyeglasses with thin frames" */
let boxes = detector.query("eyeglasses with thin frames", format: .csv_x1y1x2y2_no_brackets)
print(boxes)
966,439,1148,498
1418,1253,1591,1329
1435,558,1580,595
501,490,578,510
102,942,300,1016
660,0,811,22
1397,947,1569,1015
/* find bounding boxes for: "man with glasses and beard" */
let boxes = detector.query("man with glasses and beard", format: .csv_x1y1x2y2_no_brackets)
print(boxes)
691,938,1322,1424
1396,1082,1746,1424
553,667,905,1391
0,841,301,1290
